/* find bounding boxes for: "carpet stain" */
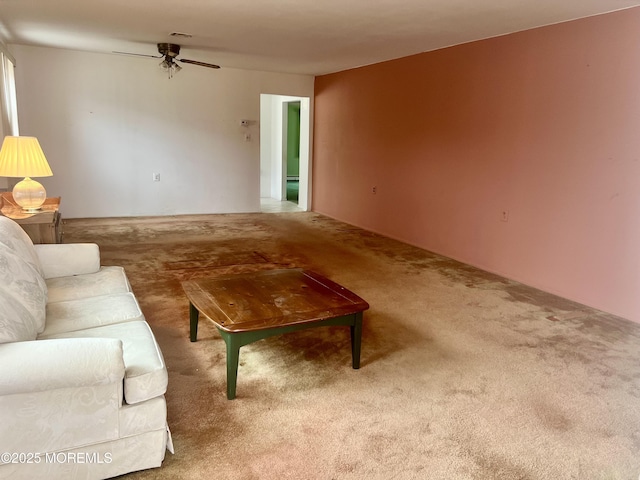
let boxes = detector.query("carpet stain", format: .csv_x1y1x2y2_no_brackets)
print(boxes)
468,449,534,480
163,250,270,270
532,400,573,432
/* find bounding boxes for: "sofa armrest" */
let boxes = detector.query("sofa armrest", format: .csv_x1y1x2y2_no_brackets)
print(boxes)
0,338,125,396
34,243,101,279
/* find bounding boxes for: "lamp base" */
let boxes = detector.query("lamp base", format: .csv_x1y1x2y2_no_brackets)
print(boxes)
13,177,47,212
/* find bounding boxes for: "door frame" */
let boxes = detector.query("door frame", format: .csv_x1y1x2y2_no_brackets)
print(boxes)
259,94,311,211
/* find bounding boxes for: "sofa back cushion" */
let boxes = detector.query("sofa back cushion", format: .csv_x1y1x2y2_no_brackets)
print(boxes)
0,218,48,343
0,248,48,343
0,216,45,278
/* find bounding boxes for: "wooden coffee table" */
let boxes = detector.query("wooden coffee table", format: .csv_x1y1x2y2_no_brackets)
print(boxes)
182,268,369,399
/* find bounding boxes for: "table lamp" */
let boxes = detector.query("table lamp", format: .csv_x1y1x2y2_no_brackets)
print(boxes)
0,136,53,212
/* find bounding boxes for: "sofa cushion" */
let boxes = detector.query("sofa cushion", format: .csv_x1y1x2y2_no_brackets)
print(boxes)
39,293,145,338
0,215,45,278
0,248,47,344
0,289,42,343
35,243,100,279
46,321,167,405
46,266,132,303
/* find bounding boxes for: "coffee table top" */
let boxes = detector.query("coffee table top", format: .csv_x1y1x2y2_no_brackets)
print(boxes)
182,268,369,333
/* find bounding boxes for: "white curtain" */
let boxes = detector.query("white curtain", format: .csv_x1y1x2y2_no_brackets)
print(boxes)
0,43,19,190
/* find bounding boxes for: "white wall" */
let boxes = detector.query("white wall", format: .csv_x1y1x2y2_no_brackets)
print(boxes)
259,94,284,200
11,45,314,218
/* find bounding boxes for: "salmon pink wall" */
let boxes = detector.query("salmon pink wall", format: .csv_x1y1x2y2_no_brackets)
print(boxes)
313,8,640,322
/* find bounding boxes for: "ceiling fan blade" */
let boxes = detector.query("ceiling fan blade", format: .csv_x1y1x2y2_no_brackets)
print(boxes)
112,51,163,59
178,58,221,69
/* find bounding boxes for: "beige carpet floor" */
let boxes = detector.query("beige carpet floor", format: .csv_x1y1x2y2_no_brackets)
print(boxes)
63,212,640,480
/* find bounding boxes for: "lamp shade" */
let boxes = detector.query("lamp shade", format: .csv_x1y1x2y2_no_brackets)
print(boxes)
0,136,53,178
0,136,53,212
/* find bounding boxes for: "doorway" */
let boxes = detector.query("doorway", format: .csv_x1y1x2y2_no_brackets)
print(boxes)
285,101,301,204
259,94,311,212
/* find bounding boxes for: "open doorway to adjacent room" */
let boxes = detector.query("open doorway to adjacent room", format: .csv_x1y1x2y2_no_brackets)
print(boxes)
259,94,311,213
285,100,301,204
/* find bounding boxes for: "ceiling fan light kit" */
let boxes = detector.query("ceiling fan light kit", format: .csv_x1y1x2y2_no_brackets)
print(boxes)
160,58,181,78
115,42,220,79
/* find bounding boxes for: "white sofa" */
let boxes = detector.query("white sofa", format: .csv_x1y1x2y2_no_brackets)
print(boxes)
0,215,172,479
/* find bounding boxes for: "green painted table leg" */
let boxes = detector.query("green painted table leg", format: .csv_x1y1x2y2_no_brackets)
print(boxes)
218,330,264,400
350,311,363,369
189,303,199,342
216,314,364,399
224,334,242,400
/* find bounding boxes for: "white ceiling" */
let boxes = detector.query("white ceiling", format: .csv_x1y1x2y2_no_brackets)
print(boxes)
0,0,639,76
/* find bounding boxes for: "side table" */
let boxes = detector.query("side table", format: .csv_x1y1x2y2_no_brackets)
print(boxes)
0,192,62,244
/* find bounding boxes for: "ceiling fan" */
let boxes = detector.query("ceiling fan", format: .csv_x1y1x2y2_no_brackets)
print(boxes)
114,43,220,78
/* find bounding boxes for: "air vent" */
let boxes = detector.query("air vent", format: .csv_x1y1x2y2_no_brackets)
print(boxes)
169,32,193,38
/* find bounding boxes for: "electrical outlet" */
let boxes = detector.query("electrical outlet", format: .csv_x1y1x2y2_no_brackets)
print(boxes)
501,210,509,222
372,186,377,194
153,173,160,182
